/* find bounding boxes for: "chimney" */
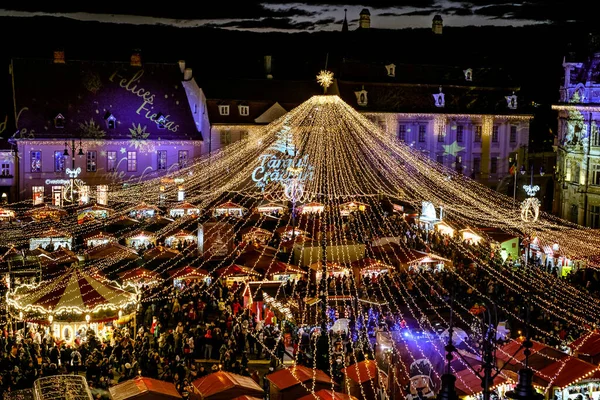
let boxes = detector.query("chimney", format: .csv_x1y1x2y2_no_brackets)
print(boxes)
130,50,142,67
53,49,65,64
184,68,193,81
264,55,273,79
178,60,186,73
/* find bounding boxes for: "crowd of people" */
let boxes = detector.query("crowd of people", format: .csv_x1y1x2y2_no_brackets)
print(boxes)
0,211,597,399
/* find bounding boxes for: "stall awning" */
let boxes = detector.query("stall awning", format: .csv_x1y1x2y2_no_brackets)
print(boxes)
267,365,332,390
168,266,209,280
569,331,600,356
118,267,160,282
216,264,262,277
109,377,182,400
297,390,358,400
537,356,600,389
454,366,510,396
192,371,263,400
341,360,378,384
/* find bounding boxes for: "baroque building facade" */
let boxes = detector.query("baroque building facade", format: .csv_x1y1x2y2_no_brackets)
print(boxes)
553,51,600,227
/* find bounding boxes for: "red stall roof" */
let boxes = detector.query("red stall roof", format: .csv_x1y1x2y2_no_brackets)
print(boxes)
192,371,263,400
569,331,600,356
231,397,262,400
109,377,182,400
267,365,332,390
341,360,378,384
537,356,600,389
453,368,510,396
496,339,548,365
297,390,359,400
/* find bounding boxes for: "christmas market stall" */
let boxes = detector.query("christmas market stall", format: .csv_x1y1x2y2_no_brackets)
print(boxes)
241,227,273,245
118,267,161,288
341,360,380,400
168,201,200,218
77,204,113,224
128,202,162,220
339,201,368,216
265,261,306,281
297,389,358,400
434,221,456,236
29,227,73,251
275,226,309,241
125,230,157,249
84,231,117,248
168,266,210,288
255,200,287,216
84,242,140,262
164,229,197,248
569,331,600,364
0,206,15,223
24,204,67,222
299,201,324,214
215,264,261,287
266,365,333,400
535,356,600,400
109,377,182,400
191,371,264,400
528,237,578,276
350,258,390,285
310,261,351,281
459,228,483,245
7,266,137,343
212,201,247,218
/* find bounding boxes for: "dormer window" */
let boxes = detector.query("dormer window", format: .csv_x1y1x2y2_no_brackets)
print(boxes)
385,63,396,77
54,113,65,128
433,86,445,108
156,113,167,129
239,105,249,116
218,105,230,116
355,86,368,107
104,112,116,129
505,93,518,110
464,68,473,81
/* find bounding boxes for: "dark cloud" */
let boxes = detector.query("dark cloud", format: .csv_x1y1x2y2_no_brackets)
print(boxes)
473,4,518,19
444,6,474,16
263,1,437,8
379,7,441,17
208,16,333,30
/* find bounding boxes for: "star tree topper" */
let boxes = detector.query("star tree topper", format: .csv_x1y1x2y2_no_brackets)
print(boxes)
317,70,334,93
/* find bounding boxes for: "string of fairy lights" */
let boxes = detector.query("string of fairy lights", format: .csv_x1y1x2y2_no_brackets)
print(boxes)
5,94,600,397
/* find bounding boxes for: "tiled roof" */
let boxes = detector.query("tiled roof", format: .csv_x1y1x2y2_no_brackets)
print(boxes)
200,79,323,124
11,58,200,140
337,80,529,115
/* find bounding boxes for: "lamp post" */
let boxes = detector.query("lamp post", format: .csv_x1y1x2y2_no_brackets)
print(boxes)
63,139,85,203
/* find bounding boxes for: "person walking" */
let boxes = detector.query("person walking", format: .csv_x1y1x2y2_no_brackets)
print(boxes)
70,347,82,375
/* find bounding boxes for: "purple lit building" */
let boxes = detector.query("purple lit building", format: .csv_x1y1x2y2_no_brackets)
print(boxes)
8,51,209,204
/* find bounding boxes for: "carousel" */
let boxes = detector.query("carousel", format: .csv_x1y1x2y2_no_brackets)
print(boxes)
213,201,247,218
76,204,113,224
7,266,137,343
168,201,200,218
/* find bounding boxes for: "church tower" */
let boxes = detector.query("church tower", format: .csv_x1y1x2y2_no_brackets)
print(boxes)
341,9,348,32
432,15,443,34
359,8,370,29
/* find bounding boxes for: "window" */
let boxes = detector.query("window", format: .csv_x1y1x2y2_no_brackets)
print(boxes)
1,163,9,177
31,151,41,172
593,164,600,185
86,151,97,172
105,113,116,129
54,113,65,128
398,125,406,142
570,204,578,223
178,150,189,168
474,126,482,143
218,105,230,116
492,126,499,143
107,151,117,172
437,127,445,142
54,151,65,172
593,126,600,147
510,126,517,143
590,205,600,228
490,157,498,174
418,125,426,142
456,125,463,142
473,157,481,174
32,186,44,205
238,105,249,116
156,113,167,129
157,150,167,170
436,154,444,165
127,151,137,172
572,163,581,184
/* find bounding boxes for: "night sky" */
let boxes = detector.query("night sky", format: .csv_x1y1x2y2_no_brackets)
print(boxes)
0,1,594,32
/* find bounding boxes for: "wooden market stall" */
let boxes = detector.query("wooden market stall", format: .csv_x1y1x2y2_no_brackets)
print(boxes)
164,229,197,248
24,204,67,221
536,356,600,400
255,201,287,216
84,242,140,261
241,227,273,245
453,366,513,398
212,201,247,218
169,201,200,218
350,258,390,285
300,202,324,214
77,204,113,224
191,371,264,400
168,266,211,288
129,202,162,220
0,207,15,223
267,365,333,400
341,360,380,400
84,231,117,248
125,230,157,249
109,377,182,400
118,267,161,288
266,261,306,281
569,331,600,364
29,227,73,251
8,266,137,343
310,261,351,281
339,201,368,216
215,264,262,287
434,221,455,236
460,228,483,245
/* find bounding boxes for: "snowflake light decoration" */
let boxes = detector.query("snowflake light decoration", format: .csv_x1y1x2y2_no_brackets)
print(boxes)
520,197,540,223
128,123,153,153
522,184,540,197
317,70,334,90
